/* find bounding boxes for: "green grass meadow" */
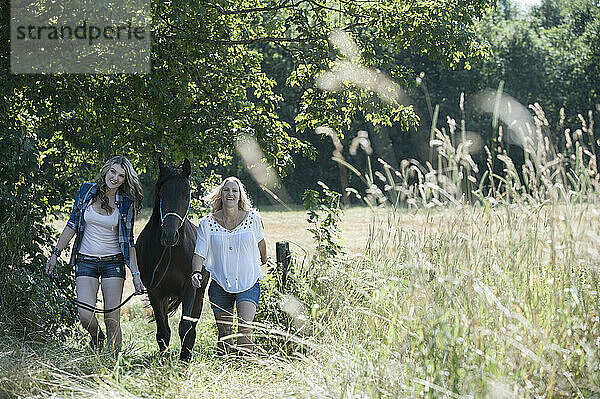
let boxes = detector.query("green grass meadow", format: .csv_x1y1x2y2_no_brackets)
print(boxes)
2,201,599,398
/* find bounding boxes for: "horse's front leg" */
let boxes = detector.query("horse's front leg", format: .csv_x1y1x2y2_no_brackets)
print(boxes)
179,268,209,361
149,293,171,354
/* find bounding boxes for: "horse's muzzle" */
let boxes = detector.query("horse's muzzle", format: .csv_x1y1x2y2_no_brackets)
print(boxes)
160,230,180,247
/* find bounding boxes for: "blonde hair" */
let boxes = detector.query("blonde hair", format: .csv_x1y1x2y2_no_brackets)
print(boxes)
205,176,253,213
95,155,144,214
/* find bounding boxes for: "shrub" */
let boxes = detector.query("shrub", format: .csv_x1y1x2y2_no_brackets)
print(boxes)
253,185,346,355
0,128,76,338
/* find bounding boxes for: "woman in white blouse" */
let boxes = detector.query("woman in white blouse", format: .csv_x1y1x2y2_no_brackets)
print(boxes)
191,177,267,354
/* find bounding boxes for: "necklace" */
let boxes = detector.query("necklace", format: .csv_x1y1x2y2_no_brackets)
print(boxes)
220,211,241,230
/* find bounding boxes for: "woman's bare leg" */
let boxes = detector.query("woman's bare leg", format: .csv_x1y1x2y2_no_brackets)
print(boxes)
236,301,257,353
75,276,103,347
101,277,124,351
213,309,234,354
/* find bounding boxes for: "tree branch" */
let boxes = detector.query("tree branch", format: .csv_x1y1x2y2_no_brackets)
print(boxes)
154,34,325,45
216,0,311,15
306,0,368,18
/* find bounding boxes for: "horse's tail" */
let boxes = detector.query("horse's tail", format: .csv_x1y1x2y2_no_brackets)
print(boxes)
167,297,181,316
147,296,182,322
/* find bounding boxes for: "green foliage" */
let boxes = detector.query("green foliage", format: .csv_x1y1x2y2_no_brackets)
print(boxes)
286,96,600,396
255,271,313,328
409,0,600,158
0,0,498,338
0,126,76,338
302,185,344,261
1,0,496,177
254,185,348,350
2,0,496,201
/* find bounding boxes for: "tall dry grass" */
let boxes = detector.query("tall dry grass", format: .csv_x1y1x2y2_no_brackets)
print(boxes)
281,86,600,396
285,202,599,397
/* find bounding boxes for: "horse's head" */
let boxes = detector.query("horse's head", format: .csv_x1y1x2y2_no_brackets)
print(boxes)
155,157,192,247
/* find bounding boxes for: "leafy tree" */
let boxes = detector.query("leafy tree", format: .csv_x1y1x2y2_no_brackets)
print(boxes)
0,61,76,336
390,0,600,183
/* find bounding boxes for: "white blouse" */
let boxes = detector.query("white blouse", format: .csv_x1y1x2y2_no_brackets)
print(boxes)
194,210,264,293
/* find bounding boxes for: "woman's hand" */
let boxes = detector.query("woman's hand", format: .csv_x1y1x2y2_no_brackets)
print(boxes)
132,274,146,294
45,254,57,276
47,228,75,277
191,254,205,289
191,271,202,288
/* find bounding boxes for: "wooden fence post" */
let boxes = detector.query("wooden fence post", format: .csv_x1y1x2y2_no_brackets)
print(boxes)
275,241,290,291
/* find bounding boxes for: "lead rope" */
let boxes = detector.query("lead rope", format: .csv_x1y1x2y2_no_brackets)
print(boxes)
49,246,173,314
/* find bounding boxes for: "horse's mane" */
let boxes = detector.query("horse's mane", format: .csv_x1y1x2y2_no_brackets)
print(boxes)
151,166,187,217
154,166,180,197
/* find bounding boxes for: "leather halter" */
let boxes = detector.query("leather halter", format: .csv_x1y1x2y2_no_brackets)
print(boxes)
160,191,191,228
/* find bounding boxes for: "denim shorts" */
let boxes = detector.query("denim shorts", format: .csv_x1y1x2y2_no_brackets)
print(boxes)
75,253,126,279
208,280,260,312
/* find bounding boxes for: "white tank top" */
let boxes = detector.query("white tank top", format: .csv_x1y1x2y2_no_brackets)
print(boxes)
78,204,121,257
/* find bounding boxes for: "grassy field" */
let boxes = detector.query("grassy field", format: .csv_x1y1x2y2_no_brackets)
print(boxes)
3,202,600,398
2,206,382,398
3,103,600,397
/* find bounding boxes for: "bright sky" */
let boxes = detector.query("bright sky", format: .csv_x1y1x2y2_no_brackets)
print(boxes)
514,0,541,9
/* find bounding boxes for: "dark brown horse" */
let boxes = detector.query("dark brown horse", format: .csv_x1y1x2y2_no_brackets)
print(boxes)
136,158,209,361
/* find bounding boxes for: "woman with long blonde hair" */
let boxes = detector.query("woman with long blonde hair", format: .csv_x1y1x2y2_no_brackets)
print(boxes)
46,156,145,351
191,177,267,355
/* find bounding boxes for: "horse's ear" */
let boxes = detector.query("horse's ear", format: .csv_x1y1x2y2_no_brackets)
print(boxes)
182,158,191,178
158,157,165,173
